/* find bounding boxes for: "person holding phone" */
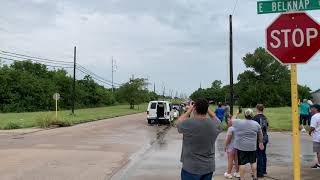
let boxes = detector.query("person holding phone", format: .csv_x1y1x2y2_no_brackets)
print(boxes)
176,99,223,180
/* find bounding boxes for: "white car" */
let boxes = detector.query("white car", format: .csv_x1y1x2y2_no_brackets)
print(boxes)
147,101,174,124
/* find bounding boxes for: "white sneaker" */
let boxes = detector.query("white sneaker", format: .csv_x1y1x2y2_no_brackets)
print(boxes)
224,172,233,179
301,129,306,133
233,172,240,178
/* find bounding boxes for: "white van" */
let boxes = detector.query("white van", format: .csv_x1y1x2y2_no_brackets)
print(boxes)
147,101,173,124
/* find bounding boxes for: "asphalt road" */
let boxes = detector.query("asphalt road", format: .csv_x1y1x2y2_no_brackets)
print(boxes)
0,113,319,180
0,113,167,180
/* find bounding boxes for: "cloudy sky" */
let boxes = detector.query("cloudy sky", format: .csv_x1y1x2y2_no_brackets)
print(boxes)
0,0,319,96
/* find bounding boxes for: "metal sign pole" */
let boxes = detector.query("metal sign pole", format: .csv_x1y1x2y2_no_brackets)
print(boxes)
56,98,58,120
290,64,301,180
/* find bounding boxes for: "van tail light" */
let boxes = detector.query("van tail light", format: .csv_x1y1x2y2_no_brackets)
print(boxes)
147,111,149,115
167,112,170,116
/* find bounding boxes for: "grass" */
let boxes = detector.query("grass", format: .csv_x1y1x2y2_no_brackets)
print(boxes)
0,104,295,131
0,104,147,130
209,106,293,131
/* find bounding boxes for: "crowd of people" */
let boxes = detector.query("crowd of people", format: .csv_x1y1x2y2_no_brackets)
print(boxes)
176,98,320,180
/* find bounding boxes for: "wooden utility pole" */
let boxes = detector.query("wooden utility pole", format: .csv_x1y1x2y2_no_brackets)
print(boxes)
229,15,234,115
72,46,76,115
111,56,114,93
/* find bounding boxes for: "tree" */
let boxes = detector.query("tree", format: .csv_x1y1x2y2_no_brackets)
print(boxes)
298,85,312,100
211,80,222,90
190,80,228,103
116,78,149,109
235,47,311,107
0,61,118,112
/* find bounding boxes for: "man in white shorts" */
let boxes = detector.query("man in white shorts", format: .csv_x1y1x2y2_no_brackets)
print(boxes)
309,104,320,169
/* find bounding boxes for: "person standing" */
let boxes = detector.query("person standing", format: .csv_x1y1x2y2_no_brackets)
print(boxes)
309,104,320,169
176,99,223,180
215,102,225,122
224,102,231,125
300,99,311,132
253,104,269,178
231,109,264,180
308,100,314,128
224,118,240,179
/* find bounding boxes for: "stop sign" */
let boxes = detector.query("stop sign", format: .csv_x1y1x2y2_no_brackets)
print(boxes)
266,12,320,64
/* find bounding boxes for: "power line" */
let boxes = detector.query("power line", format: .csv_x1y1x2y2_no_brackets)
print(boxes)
77,67,115,87
77,67,113,86
0,50,73,64
77,64,121,85
232,0,239,15
0,49,122,87
0,56,73,69
0,52,73,66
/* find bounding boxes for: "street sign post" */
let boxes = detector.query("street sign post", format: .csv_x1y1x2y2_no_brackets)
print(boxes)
258,0,320,14
290,64,300,180
53,93,60,120
266,12,320,180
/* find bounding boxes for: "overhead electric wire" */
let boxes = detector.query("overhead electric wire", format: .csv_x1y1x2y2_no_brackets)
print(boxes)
0,50,73,64
0,56,73,69
0,52,73,66
77,67,118,87
232,0,239,15
0,49,122,87
76,67,115,87
77,64,121,86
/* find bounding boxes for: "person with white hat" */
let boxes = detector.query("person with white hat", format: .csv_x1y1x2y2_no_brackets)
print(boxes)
231,108,264,180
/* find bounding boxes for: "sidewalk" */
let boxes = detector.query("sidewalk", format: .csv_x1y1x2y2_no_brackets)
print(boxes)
215,166,319,180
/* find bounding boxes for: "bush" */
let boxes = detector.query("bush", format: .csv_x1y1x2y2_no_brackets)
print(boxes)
3,121,21,130
36,114,73,128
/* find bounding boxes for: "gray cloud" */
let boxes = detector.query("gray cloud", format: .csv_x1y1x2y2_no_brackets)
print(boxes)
0,0,319,96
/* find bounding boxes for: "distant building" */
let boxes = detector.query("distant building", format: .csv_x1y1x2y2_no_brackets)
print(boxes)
312,90,320,104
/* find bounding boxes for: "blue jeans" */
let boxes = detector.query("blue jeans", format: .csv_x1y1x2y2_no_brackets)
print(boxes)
181,169,213,180
257,143,267,176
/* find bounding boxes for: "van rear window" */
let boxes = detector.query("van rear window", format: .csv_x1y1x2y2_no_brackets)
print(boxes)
150,103,157,109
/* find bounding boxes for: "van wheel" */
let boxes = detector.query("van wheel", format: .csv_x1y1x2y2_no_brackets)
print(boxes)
148,119,152,125
165,119,170,125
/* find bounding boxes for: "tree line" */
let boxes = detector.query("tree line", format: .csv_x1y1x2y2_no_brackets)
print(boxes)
0,61,158,113
190,48,312,107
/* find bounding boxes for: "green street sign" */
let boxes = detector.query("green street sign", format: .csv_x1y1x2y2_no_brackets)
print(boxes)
257,0,320,14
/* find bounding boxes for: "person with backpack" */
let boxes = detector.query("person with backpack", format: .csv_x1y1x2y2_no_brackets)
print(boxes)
253,104,269,178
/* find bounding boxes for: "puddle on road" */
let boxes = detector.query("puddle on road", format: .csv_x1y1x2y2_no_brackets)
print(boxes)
109,125,171,180
151,125,170,150
301,154,316,163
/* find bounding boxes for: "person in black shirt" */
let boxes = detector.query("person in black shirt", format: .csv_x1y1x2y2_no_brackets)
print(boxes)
253,104,269,178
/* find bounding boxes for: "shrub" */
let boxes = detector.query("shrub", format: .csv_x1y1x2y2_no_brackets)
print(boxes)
3,121,21,130
36,114,73,128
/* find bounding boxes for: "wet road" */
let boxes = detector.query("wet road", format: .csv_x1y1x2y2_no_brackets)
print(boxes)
0,113,319,180
0,113,166,180
111,127,320,180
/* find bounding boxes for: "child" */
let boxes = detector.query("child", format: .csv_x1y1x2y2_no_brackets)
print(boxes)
224,118,240,179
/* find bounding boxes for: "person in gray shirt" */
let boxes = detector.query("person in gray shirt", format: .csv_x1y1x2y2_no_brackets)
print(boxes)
231,108,264,180
176,98,223,180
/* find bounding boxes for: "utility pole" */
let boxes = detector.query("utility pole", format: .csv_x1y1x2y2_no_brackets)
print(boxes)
72,46,76,115
229,15,234,115
162,86,165,98
153,83,156,93
111,56,114,93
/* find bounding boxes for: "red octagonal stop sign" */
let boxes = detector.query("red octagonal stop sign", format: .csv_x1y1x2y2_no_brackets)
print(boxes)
266,12,320,64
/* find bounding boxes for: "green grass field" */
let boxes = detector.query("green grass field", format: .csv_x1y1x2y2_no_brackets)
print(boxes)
0,104,147,130
0,104,294,131
209,106,293,131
